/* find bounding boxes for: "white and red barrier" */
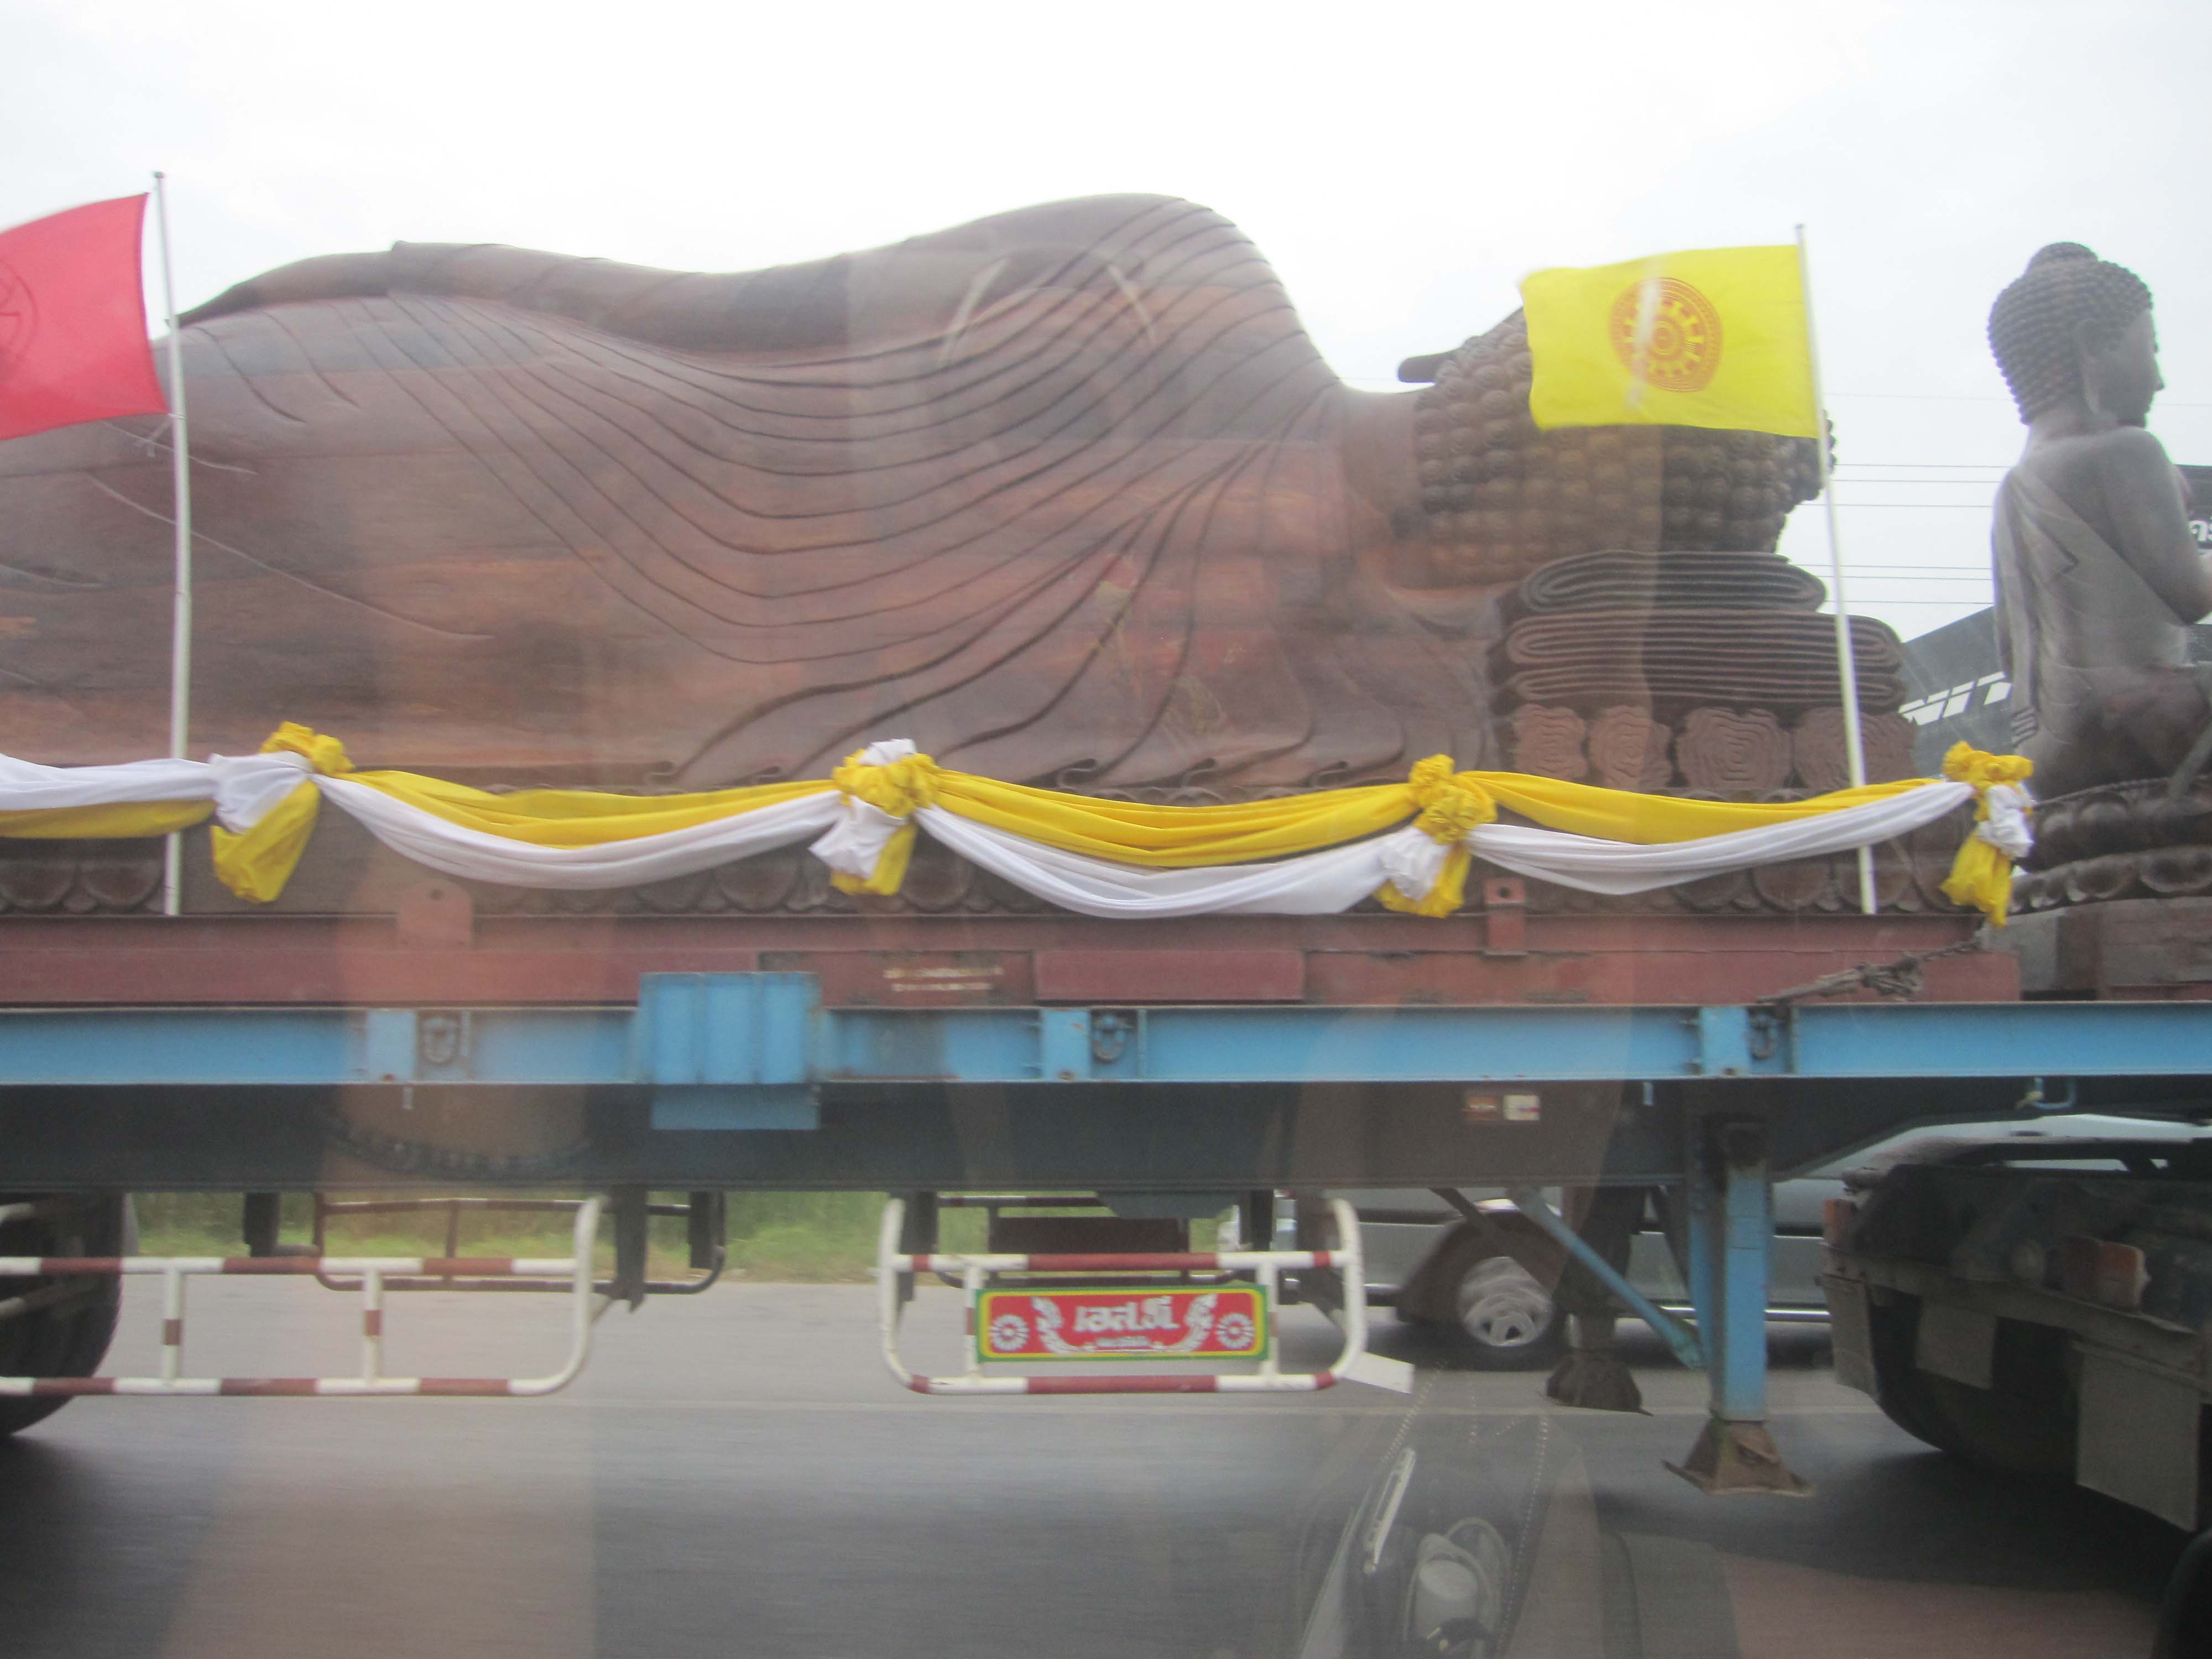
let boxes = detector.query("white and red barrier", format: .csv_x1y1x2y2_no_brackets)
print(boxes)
876,1197,1401,1395
0,1198,604,1399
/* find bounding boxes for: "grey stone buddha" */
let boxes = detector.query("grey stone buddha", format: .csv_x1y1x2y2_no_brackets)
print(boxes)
1989,243,2212,796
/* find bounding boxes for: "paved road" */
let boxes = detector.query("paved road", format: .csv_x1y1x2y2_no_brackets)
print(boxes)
0,1280,2183,1658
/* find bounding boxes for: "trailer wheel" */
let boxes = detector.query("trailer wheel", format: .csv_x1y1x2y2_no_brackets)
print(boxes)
0,1194,132,1437
1448,1256,1564,1370
1864,1292,2074,1479
2153,1530,2212,1659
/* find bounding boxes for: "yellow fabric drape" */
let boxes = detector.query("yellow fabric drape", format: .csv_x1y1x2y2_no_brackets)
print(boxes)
926,773,1418,864
210,725,841,901
1470,772,1932,843
258,721,837,847
0,801,212,839
345,770,834,846
211,781,323,904
821,746,1999,917
903,757,1934,864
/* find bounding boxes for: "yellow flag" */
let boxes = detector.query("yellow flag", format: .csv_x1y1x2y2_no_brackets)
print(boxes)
1521,244,1818,437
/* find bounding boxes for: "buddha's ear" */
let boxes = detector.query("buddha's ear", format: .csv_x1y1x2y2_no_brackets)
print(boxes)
2071,311,2147,369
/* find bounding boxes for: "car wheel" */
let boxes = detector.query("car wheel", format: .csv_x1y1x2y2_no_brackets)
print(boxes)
1450,1255,1564,1369
0,1193,132,1436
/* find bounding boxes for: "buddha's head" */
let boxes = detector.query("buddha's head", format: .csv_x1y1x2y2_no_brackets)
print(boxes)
1396,313,1823,589
1989,243,2159,427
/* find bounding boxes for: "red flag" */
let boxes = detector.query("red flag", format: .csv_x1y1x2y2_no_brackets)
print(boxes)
0,194,169,442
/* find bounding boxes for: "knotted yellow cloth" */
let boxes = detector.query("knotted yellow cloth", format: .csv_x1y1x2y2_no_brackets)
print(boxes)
1937,742,2035,926
209,726,351,902
1406,755,1500,843
260,722,353,776
832,748,942,818
826,747,945,895
1377,756,1500,917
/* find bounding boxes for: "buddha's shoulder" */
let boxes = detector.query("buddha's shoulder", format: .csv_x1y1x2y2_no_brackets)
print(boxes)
2025,426,2174,471
2016,426,2175,493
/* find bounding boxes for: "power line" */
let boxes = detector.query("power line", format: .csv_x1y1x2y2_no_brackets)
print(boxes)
1834,390,2212,409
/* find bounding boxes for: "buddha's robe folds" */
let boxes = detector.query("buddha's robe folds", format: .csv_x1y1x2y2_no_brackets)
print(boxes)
1994,463,2204,789
0,194,1493,787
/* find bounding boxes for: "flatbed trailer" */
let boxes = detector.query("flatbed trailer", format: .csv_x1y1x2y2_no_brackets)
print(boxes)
7,830,2212,1653
0,815,2193,1470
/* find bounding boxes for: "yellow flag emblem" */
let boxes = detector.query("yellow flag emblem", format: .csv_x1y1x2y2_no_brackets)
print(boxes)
1521,245,1817,437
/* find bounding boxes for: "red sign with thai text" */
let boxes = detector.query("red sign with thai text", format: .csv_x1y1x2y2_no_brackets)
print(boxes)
977,1286,1266,1362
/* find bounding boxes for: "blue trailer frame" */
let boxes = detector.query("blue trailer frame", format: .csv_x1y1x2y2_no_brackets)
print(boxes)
5,970,2209,1489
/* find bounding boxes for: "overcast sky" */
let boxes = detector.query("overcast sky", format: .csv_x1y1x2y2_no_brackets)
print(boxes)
6,0,2206,639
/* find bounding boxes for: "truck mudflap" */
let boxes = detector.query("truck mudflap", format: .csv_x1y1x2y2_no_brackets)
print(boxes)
875,1196,1413,1396
0,1197,607,1399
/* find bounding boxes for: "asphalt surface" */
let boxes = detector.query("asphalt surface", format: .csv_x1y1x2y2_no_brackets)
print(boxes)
0,1280,2185,1658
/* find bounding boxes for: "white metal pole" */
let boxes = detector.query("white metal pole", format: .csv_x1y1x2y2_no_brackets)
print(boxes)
153,172,192,917
1795,224,1876,916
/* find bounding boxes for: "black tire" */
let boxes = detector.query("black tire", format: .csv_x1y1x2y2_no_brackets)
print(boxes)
0,1193,133,1437
1446,1255,1566,1370
1864,1291,2075,1478
2153,1530,2212,1659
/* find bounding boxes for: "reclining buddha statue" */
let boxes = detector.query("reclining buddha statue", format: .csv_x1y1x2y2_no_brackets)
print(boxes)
0,195,1818,789
1987,243,2212,798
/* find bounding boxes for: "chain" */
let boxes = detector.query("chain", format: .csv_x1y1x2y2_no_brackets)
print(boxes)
315,1101,592,1180
1755,928,1991,1009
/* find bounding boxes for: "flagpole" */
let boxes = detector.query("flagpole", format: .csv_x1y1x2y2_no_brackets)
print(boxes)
153,171,191,918
1794,223,1877,916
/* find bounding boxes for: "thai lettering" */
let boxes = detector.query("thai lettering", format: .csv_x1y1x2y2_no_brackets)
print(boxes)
1071,1296,1179,1335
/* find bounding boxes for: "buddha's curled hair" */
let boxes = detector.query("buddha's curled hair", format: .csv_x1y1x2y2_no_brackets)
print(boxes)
1988,243,2152,422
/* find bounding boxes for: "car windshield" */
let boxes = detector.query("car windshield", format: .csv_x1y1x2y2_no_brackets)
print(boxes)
4,4,2211,1657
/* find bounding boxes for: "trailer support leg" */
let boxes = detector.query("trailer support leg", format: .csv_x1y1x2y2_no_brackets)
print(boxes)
1504,1187,1700,1372
1668,1117,1811,1496
1545,1186,1656,1413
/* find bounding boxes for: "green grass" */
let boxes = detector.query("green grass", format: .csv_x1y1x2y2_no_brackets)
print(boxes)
130,1191,986,1283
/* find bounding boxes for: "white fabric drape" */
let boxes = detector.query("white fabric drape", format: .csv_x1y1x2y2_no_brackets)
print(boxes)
1979,783,2034,859
915,810,1417,917
315,779,845,890
210,751,316,829
205,750,847,890
902,784,1979,919
0,754,215,808
1457,780,1976,898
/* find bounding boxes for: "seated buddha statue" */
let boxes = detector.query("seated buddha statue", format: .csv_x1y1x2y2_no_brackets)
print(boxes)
1987,243,2212,797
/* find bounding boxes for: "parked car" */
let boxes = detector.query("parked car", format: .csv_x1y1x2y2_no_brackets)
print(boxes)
1319,1115,2206,1368
1310,1183,1829,1368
